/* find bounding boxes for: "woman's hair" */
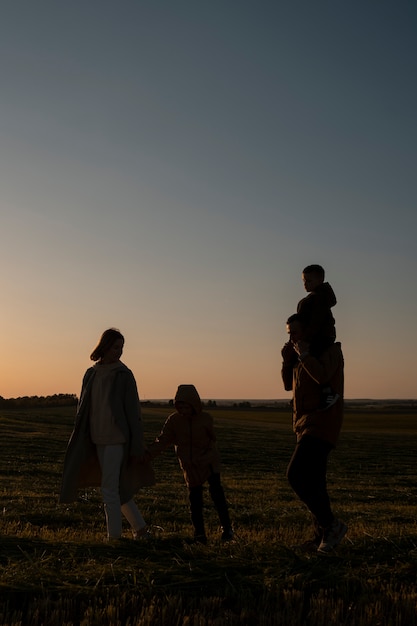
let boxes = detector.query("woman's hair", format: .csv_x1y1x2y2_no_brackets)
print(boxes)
90,328,124,362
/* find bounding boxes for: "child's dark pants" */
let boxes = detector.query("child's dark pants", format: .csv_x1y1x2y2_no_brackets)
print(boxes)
188,473,232,537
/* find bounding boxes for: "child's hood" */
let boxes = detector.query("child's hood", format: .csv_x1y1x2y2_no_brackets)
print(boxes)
314,282,337,308
174,384,202,414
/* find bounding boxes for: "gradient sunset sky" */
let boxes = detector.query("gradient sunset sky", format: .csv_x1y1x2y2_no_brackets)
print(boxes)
1,1,416,400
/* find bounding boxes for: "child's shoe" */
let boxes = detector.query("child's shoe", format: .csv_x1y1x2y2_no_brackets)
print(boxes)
319,386,339,410
221,528,234,542
318,519,347,553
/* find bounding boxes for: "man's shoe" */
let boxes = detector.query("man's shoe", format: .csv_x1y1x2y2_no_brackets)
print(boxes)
299,536,321,553
318,519,347,553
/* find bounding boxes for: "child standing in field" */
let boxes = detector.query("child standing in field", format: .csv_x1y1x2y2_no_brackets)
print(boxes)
146,384,233,544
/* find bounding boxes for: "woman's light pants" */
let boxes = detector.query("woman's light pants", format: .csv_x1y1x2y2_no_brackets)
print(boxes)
96,444,146,539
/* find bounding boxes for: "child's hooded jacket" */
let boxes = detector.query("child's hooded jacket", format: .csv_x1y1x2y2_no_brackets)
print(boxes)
148,384,221,487
297,281,337,343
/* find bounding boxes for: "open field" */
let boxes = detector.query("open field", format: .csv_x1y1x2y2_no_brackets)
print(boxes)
1,405,417,625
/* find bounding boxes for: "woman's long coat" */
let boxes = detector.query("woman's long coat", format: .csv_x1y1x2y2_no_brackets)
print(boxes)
59,363,154,505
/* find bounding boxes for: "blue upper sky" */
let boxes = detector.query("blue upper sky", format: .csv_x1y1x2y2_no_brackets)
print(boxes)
1,1,416,399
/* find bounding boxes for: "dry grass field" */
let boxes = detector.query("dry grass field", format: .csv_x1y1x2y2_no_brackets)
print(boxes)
1,404,417,625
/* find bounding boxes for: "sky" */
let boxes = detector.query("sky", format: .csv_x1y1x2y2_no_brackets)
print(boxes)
1,1,416,400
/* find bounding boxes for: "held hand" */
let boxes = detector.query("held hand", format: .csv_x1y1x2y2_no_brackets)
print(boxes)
136,450,152,464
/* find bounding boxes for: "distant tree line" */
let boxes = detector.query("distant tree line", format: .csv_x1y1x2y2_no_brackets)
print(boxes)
0,395,295,411
0,396,220,410
0,394,78,409
166,399,218,407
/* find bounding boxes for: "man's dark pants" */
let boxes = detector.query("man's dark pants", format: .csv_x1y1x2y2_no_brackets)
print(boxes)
286,434,335,532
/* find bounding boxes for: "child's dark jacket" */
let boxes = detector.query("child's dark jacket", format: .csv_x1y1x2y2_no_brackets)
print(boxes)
297,281,337,342
148,385,221,488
